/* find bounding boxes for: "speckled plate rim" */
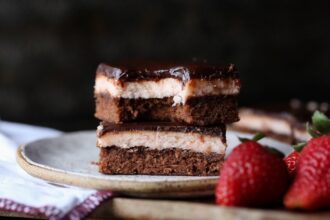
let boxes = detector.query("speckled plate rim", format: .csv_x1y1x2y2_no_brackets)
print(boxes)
16,146,218,197
16,130,291,197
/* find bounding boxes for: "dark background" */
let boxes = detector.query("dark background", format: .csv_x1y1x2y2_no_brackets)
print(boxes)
0,0,329,131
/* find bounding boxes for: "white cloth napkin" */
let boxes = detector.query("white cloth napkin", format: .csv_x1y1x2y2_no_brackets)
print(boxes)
0,121,112,220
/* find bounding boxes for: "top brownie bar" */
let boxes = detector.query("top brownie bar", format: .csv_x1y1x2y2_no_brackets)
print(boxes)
94,62,241,125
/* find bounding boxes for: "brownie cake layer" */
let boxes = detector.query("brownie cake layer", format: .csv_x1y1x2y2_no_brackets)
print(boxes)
94,63,240,125
97,122,226,176
99,146,223,176
95,94,238,126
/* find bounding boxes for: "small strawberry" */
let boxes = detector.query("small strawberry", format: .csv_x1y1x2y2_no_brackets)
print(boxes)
284,142,305,179
216,133,289,207
284,151,300,178
284,111,330,210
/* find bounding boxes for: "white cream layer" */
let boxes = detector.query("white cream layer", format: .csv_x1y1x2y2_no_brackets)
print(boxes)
97,130,226,154
95,75,239,104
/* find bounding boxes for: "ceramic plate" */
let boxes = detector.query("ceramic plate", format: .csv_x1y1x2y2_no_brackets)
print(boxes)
17,130,291,197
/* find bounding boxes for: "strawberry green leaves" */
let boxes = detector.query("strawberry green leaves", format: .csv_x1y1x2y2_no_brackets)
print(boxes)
238,132,265,143
292,142,306,152
307,111,330,138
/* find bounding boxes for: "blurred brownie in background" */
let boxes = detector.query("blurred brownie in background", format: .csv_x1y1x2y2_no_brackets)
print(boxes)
230,108,310,144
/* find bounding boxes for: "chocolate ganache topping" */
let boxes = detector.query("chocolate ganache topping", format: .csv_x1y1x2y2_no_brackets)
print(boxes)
96,62,239,82
98,121,226,139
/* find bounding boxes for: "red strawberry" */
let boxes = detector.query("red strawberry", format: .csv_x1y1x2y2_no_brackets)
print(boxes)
284,151,300,178
216,138,289,207
284,142,305,179
284,136,330,210
284,110,330,180
284,111,330,210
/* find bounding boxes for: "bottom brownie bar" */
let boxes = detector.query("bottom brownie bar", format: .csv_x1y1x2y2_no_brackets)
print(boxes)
99,146,223,176
97,122,226,176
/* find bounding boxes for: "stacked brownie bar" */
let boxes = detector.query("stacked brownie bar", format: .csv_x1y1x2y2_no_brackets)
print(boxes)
94,63,241,176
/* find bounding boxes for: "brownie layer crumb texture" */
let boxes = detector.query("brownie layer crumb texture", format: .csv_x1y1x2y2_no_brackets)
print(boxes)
99,146,223,176
95,94,239,126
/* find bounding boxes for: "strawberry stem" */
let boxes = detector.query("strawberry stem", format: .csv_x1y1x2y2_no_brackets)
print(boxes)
238,132,265,143
292,142,306,152
252,132,265,141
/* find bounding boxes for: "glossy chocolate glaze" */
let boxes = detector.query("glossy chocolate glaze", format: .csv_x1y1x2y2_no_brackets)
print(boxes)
96,62,239,82
98,121,226,139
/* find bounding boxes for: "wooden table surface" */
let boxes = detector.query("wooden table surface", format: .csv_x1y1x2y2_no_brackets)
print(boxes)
0,196,213,220
1,196,330,220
